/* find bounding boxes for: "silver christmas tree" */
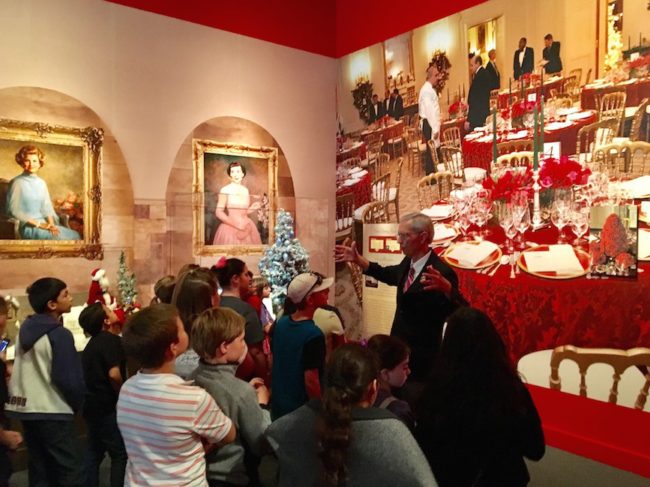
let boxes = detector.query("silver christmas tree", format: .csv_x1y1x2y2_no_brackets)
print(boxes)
117,250,138,307
259,209,310,311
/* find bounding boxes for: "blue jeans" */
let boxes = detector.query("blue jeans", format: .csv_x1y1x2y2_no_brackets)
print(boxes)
84,413,127,487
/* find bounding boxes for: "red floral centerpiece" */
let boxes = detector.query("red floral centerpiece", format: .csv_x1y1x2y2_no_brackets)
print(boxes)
538,156,591,189
449,99,468,119
510,100,539,129
628,54,650,79
482,166,533,203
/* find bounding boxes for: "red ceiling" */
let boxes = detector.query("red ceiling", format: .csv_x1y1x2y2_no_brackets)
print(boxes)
105,0,486,58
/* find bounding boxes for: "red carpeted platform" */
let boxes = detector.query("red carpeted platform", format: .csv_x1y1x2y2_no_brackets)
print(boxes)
527,384,650,478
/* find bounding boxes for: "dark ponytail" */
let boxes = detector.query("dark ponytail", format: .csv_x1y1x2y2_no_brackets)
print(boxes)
318,344,379,486
211,258,245,289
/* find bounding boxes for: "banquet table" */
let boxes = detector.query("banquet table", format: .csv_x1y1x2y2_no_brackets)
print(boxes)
496,76,564,109
336,170,371,209
461,111,598,172
581,77,650,110
359,120,404,145
337,141,367,163
434,223,650,363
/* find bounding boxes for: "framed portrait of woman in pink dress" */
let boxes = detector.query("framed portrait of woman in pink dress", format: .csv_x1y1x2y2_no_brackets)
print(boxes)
192,139,278,256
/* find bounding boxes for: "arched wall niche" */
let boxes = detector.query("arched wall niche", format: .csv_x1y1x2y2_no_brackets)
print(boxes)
166,116,299,275
0,86,136,298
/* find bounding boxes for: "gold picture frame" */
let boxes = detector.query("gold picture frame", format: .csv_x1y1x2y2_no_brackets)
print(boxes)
192,139,278,256
0,118,103,259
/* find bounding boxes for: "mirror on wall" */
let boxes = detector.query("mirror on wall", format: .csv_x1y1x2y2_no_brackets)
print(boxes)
467,17,498,60
383,32,416,105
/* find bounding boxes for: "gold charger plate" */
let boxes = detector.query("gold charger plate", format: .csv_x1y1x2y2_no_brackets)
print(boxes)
442,241,502,270
517,245,590,280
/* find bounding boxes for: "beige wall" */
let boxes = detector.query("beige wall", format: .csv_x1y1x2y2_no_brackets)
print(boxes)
622,0,650,52
0,0,337,300
337,0,620,133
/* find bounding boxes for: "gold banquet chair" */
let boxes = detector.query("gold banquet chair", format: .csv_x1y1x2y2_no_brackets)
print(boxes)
493,151,534,173
626,141,650,176
517,345,650,411
335,193,355,243
387,157,404,222
416,171,453,210
497,139,534,155
361,201,389,224
630,98,648,142
575,118,618,164
442,126,462,148
353,173,391,222
592,142,628,176
568,68,583,87
598,91,627,135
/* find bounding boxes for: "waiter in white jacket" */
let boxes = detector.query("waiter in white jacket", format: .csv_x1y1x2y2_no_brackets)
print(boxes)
418,63,442,175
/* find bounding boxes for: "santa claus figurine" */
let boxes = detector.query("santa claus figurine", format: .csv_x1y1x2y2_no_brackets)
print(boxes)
87,268,119,310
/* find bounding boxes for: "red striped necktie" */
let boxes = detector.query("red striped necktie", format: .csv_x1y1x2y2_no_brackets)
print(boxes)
403,266,415,292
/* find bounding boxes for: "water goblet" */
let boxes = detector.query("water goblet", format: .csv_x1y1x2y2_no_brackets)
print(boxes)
570,208,589,246
551,204,569,243
515,207,531,249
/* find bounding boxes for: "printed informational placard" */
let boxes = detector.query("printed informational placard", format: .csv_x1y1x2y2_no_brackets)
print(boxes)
362,223,401,337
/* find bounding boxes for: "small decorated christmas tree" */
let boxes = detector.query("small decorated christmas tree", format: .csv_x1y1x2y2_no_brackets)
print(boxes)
259,209,310,311
117,250,138,308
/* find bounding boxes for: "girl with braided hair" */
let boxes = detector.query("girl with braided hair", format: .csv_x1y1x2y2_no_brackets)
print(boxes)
265,344,436,486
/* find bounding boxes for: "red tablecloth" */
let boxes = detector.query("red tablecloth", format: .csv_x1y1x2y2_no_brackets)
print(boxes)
336,172,371,209
581,78,650,109
497,77,564,109
337,141,367,163
360,120,404,145
461,111,597,172
438,224,650,362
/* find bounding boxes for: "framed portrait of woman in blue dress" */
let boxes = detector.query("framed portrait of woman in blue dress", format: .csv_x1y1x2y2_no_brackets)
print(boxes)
0,118,102,259
192,139,278,256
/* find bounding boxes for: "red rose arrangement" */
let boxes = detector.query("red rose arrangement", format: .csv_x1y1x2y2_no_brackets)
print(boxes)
538,156,591,189
482,167,533,203
449,100,468,118
628,54,650,69
499,108,511,120
510,100,539,119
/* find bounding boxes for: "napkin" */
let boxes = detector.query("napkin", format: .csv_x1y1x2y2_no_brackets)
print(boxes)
639,229,650,260
524,245,583,274
619,175,650,198
557,107,580,116
342,179,358,187
566,111,593,121
355,169,368,177
507,130,529,140
641,201,650,221
477,135,493,143
447,241,499,267
545,121,572,131
349,167,362,174
433,224,456,241
422,204,453,219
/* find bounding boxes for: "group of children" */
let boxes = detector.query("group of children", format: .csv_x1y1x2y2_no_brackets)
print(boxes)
0,260,544,486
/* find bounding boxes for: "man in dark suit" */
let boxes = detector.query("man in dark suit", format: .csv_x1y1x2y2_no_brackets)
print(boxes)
466,55,492,130
513,37,534,80
334,213,466,383
542,33,563,75
386,89,404,120
367,94,385,123
485,49,501,91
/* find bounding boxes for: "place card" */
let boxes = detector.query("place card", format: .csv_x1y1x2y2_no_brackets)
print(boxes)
620,176,650,199
447,241,499,267
524,245,583,274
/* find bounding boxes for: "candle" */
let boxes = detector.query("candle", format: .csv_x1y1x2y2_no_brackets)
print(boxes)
447,89,450,106
629,35,631,50
492,109,498,166
509,78,512,106
540,93,545,153
533,106,539,170
463,84,466,99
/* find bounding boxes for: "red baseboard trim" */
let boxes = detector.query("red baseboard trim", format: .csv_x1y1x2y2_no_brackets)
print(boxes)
527,384,650,478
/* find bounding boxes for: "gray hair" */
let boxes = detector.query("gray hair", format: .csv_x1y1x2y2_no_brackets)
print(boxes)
400,213,433,242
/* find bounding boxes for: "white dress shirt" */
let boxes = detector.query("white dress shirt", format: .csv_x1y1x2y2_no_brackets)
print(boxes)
418,81,441,147
519,47,526,67
410,250,432,281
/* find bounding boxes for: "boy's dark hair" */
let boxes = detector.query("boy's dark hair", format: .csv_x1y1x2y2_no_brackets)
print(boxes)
79,303,107,337
0,296,7,316
153,275,176,304
367,334,410,371
26,277,67,314
122,304,180,369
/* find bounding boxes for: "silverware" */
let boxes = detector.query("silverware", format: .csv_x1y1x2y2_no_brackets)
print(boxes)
479,262,497,274
510,253,516,279
488,261,502,277
514,251,521,274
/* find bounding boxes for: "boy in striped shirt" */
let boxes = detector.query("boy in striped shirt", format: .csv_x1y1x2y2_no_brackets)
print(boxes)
117,304,235,486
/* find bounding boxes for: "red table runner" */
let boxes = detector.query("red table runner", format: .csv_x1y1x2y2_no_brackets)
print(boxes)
581,78,650,110
462,112,597,172
336,172,371,209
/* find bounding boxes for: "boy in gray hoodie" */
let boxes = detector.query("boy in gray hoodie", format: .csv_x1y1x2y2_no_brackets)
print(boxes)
192,307,271,486
6,277,86,486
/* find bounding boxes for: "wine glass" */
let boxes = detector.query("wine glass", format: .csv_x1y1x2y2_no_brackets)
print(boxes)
515,206,531,248
498,203,515,252
570,207,590,246
551,203,569,243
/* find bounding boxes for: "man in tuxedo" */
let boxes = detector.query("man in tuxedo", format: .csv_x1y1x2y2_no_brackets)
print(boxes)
542,33,563,75
513,37,534,80
334,213,466,384
418,63,442,174
387,89,404,120
466,55,492,130
367,94,385,123
485,49,501,91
